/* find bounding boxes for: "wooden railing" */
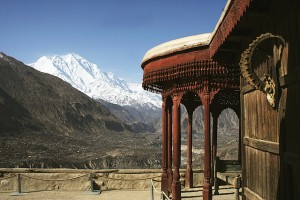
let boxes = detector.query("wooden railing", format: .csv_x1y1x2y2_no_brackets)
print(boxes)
213,157,242,200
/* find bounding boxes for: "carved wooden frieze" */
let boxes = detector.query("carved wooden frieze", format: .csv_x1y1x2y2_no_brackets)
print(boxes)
143,59,240,94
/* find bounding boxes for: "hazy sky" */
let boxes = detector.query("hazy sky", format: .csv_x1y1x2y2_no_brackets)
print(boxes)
0,0,227,83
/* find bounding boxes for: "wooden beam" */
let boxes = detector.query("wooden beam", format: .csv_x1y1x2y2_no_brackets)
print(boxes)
243,137,279,155
244,187,264,200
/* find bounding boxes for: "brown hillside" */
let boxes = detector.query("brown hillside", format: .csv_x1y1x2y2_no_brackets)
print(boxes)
0,52,127,135
0,52,161,168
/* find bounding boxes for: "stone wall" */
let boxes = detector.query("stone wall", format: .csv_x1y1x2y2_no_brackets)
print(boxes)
0,169,204,192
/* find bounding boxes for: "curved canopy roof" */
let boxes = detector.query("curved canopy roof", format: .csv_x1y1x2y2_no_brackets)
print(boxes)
142,33,211,67
140,0,251,93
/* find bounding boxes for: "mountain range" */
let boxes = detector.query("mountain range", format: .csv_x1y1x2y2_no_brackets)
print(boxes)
29,53,162,132
0,52,239,168
0,52,161,168
29,53,239,134
0,52,141,136
29,53,161,109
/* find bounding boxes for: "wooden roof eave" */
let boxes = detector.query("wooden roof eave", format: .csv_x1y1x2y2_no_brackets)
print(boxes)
210,0,274,63
209,0,252,59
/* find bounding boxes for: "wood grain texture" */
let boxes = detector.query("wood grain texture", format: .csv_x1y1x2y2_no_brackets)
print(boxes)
244,137,279,154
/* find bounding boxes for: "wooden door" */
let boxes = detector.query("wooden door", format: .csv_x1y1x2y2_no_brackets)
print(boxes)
240,31,300,200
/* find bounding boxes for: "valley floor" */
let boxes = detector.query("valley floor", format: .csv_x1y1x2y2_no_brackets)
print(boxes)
0,186,236,200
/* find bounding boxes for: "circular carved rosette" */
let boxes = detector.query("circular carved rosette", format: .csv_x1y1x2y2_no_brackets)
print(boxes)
240,33,285,108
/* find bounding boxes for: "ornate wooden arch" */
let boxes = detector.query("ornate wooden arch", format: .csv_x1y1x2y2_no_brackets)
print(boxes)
210,89,240,119
180,91,202,113
240,33,285,108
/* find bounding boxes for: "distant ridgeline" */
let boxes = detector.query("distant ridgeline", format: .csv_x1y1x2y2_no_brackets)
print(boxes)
0,52,161,168
29,53,239,134
0,52,237,168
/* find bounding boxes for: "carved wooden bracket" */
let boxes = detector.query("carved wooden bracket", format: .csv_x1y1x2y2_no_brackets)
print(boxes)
240,33,285,108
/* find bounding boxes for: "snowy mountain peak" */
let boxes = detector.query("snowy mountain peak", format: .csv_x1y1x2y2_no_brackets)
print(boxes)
29,53,161,109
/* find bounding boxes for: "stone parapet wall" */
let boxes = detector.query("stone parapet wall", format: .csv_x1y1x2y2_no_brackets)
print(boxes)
0,168,204,192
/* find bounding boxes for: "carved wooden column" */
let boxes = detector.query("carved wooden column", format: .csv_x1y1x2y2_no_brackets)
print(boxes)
238,115,241,163
185,109,193,188
211,112,218,186
161,101,168,194
212,113,218,164
203,91,212,200
167,103,173,193
172,94,181,200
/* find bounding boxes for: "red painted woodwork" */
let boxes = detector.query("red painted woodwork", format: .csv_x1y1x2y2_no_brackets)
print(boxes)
211,114,218,185
142,48,210,70
172,95,181,200
202,91,212,200
141,0,300,196
185,110,193,188
141,3,243,200
161,101,168,194
142,51,240,200
167,103,173,193
209,0,252,57
212,115,218,163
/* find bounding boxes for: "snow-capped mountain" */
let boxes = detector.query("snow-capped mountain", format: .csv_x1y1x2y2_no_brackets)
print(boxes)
29,53,161,109
28,53,238,133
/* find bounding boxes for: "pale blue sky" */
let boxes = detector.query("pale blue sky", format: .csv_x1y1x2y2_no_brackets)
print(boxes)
0,0,227,83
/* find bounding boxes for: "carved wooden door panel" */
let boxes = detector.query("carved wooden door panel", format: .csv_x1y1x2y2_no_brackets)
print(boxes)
240,33,288,200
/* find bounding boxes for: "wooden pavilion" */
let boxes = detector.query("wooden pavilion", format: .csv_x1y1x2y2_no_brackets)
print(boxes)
141,0,300,199
141,33,240,200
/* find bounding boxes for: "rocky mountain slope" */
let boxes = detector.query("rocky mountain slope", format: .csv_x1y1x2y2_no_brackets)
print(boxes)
0,52,161,168
0,52,129,135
